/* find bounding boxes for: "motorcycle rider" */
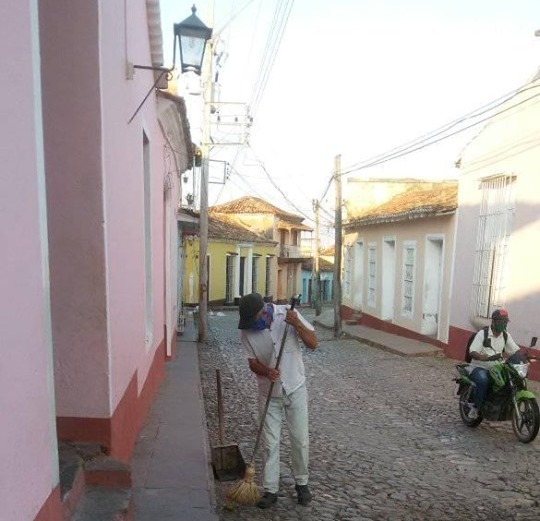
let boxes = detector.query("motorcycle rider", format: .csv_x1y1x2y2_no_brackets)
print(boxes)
468,309,521,415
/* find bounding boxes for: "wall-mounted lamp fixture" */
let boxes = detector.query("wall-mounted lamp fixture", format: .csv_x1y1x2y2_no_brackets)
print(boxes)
128,4,213,124
174,6,213,76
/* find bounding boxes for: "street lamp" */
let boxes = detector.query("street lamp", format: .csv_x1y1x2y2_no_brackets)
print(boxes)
174,5,213,75
174,4,213,343
128,4,212,123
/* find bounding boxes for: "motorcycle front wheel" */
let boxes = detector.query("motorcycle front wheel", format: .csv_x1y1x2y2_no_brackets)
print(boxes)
512,398,540,443
459,387,483,427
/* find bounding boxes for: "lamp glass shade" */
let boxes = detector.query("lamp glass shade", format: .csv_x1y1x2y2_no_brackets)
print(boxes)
179,34,207,74
174,6,212,75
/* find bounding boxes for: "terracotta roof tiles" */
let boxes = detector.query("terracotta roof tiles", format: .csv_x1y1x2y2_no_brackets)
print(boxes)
345,182,458,227
210,196,302,221
208,214,276,244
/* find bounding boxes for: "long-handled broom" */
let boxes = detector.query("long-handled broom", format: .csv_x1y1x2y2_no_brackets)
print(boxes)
227,296,299,505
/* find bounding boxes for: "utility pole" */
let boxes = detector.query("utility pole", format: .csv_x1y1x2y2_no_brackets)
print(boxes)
313,199,322,316
333,154,342,337
198,2,215,344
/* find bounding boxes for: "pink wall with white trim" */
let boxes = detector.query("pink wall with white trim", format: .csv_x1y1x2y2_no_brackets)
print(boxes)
0,1,59,519
99,0,169,409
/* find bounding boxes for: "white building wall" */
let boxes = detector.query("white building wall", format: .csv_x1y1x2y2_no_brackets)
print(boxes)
344,215,455,342
451,75,540,347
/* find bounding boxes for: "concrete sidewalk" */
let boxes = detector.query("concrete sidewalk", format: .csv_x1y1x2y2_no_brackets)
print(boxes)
313,308,443,357
131,318,218,521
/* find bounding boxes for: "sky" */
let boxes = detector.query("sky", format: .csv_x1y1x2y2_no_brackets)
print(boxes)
160,0,540,238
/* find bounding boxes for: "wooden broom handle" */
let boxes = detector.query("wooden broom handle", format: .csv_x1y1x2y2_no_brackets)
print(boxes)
216,369,225,445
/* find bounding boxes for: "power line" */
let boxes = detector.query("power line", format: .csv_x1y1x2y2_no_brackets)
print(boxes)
249,0,295,118
313,78,540,198
318,174,334,203
342,89,540,176
246,144,316,223
342,80,540,175
340,81,540,177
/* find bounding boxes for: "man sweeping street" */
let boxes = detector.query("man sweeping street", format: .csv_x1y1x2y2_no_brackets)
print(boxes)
238,292,318,509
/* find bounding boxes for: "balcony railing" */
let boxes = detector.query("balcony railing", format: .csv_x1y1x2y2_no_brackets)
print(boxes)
279,244,304,258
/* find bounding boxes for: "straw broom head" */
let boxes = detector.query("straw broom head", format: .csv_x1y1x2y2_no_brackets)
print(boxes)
226,464,260,505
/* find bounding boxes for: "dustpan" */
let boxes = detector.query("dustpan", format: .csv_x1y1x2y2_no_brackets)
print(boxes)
211,369,246,481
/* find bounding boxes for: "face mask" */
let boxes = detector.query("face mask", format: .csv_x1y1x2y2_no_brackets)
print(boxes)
252,303,273,331
494,320,508,333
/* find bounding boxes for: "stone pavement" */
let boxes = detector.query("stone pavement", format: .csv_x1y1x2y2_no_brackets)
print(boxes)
131,317,219,521
200,307,540,521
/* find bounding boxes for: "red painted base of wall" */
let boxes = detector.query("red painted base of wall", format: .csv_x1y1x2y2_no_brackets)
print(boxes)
57,335,167,462
342,306,445,349
34,485,62,521
85,468,132,488
446,325,470,361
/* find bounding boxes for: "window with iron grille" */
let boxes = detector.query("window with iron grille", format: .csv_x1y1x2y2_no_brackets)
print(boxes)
367,244,377,307
402,242,416,317
252,256,259,293
225,255,234,303
471,175,516,318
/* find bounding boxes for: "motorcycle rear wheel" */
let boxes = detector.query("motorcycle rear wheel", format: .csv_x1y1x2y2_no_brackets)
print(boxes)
459,387,483,427
512,398,540,443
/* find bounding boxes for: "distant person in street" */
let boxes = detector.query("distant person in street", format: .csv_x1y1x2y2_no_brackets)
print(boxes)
468,309,521,414
238,292,318,509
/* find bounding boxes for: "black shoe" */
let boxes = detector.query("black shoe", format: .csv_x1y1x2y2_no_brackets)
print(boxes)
257,491,278,509
295,484,312,506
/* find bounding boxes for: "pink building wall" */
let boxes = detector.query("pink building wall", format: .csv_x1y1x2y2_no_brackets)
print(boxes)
0,2,60,520
40,0,179,460
2,1,188,518
100,0,168,410
40,0,110,419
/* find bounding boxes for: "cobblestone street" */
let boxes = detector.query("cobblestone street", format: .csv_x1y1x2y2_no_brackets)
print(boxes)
199,308,540,521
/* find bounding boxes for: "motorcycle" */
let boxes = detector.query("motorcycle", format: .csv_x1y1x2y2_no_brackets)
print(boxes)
454,352,540,443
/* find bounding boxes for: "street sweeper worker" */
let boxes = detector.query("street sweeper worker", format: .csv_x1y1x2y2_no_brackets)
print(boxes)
238,292,317,509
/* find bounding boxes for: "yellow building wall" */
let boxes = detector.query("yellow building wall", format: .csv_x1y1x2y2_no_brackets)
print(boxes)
182,237,275,305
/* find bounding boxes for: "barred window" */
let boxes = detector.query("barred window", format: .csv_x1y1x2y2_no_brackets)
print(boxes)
471,175,516,318
367,244,377,307
402,243,416,317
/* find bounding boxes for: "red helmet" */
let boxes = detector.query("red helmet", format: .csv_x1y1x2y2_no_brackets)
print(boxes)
492,309,509,322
